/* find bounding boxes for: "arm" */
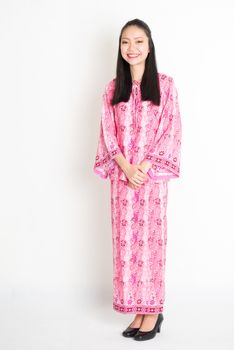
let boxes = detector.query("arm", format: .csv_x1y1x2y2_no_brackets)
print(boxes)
142,77,182,180
93,83,129,180
113,153,130,174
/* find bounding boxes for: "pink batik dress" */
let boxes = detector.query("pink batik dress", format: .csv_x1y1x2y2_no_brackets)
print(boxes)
93,72,182,314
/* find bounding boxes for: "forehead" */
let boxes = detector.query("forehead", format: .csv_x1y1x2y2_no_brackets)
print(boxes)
121,25,147,39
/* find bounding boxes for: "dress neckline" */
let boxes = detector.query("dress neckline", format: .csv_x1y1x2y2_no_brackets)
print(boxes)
132,79,141,85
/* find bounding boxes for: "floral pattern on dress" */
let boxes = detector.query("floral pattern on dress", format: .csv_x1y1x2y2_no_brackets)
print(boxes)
93,72,182,314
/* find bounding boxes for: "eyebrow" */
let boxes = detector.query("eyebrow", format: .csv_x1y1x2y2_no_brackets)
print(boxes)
121,36,144,39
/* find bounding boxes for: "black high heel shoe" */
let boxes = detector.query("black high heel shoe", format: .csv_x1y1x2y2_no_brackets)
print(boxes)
122,317,144,338
122,325,141,337
133,313,164,341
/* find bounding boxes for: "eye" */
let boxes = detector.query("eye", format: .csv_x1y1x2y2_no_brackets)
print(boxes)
137,40,143,43
121,41,128,44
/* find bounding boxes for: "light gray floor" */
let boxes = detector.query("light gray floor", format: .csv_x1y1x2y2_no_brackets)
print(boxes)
0,288,233,350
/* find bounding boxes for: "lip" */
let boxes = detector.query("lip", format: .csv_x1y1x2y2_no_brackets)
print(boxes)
127,54,140,59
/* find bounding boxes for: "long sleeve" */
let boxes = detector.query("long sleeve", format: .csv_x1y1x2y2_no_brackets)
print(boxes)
93,84,127,180
144,77,182,180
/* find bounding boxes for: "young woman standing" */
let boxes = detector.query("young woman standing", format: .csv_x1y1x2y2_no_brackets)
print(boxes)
93,18,182,341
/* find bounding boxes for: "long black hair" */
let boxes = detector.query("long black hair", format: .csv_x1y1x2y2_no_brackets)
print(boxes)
111,18,161,106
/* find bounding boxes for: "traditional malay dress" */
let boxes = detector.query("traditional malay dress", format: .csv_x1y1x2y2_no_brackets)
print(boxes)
93,72,182,314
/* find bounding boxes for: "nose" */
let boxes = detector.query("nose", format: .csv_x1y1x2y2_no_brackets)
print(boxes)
128,42,136,51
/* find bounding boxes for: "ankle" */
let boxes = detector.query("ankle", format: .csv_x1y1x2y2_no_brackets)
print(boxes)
143,314,158,319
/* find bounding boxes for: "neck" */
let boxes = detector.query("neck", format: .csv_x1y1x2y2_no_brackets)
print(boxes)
130,63,145,82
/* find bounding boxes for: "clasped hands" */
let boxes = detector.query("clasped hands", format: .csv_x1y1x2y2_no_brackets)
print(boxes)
124,161,152,190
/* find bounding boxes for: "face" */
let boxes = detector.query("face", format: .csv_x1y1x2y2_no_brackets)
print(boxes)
120,25,150,66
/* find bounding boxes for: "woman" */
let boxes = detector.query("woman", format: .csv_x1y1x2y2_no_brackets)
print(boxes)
93,18,182,341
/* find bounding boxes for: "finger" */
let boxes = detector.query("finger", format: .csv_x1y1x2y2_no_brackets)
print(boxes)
136,172,146,180
129,178,137,186
137,168,145,175
134,177,145,184
134,180,143,187
137,165,145,173
136,169,147,177
133,173,145,181
130,178,141,187
133,178,143,185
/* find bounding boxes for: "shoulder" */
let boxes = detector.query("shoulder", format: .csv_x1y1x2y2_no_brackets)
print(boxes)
158,72,178,98
158,72,175,87
103,78,116,94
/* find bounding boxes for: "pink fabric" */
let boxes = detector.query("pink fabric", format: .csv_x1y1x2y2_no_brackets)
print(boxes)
93,73,182,314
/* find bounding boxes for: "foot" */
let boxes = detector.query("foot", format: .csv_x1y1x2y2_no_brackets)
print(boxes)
129,314,144,328
138,314,158,332
133,314,163,341
122,314,144,337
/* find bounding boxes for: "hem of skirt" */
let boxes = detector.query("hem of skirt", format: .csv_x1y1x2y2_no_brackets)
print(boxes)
113,302,163,314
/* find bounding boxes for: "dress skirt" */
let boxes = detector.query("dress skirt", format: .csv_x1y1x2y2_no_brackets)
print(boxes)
110,176,169,314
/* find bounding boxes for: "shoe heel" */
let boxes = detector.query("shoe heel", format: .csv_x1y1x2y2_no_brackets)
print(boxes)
157,322,162,333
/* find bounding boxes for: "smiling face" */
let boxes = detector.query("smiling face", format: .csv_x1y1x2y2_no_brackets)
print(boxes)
120,25,150,67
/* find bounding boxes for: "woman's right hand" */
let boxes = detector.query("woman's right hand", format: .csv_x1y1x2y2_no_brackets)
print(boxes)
124,164,147,188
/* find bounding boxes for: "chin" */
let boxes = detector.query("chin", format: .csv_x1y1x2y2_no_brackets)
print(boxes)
129,60,145,66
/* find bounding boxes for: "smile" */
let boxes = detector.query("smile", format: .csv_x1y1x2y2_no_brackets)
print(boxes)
127,54,140,58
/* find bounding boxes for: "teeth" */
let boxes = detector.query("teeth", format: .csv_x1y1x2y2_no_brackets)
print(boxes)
128,54,139,57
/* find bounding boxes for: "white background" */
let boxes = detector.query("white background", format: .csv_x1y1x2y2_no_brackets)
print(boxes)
0,0,234,349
